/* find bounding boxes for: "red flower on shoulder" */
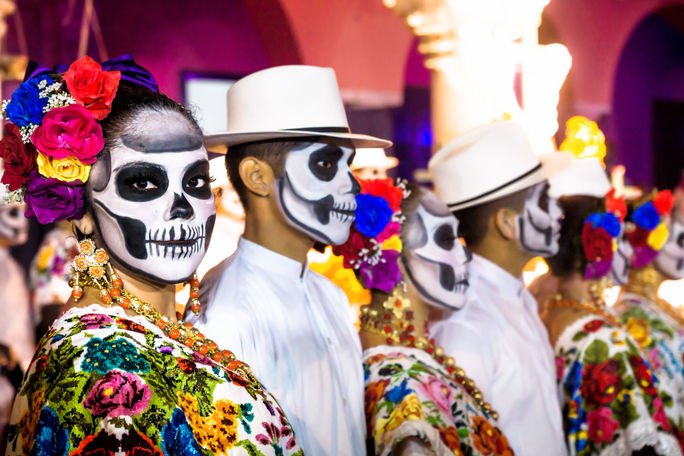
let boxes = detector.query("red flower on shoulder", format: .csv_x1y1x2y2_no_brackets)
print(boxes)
583,319,606,333
653,190,674,216
629,354,658,396
359,178,403,211
580,359,621,407
176,357,197,374
63,55,121,120
587,407,620,444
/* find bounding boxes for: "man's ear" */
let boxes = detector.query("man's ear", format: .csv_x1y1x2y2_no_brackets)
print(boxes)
239,157,274,197
72,212,96,236
494,207,519,240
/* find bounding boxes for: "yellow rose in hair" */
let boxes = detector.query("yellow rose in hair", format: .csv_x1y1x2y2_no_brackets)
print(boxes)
381,235,402,252
647,222,669,251
37,153,91,182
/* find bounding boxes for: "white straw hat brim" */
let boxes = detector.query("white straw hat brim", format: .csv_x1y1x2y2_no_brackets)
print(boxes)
205,130,392,153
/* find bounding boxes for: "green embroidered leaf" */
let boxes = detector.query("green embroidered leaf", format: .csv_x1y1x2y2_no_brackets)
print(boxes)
661,391,674,408
235,438,266,456
572,331,588,342
60,408,93,443
613,398,640,428
650,319,674,339
582,339,609,365
184,369,221,417
137,404,171,444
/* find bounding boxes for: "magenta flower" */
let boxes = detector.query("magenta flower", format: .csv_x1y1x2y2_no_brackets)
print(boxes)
376,221,401,243
79,314,113,329
31,104,104,164
584,259,612,280
587,407,619,444
84,370,151,418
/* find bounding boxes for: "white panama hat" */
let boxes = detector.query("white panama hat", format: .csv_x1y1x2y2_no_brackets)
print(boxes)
547,156,611,198
205,65,392,152
351,148,399,171
429,121,554,211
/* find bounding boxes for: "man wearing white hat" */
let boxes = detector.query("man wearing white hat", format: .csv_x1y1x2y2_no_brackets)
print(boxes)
186,65,391,456
428,121,567,455
351,147,398,180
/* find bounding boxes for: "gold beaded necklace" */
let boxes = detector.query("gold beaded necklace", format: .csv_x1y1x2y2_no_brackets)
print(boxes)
70,239,259,388
360,286,499,420
544,278,618,327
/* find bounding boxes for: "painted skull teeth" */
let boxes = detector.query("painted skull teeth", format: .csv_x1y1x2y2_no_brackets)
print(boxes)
331,201,357,223
145,224,206,260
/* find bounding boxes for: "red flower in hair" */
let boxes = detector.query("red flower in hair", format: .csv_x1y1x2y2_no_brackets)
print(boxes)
653,190,674,216
360,178,403,211
63,55,121,120
605,189,627,221
582,224,613,262
627,225,649,248
333,226,374,268
0,123,37,191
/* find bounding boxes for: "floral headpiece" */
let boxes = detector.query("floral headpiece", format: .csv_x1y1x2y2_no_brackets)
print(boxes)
581,211,621,279
626,189,673,268
333,178,410,292
0,55,157,224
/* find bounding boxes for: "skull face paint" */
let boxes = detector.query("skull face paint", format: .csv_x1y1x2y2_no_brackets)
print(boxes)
89,112,216,284
609,223,633,285
517,182,562,257
402,191,471,310
655,215,684,280
274,142,360,245
0,203,28,246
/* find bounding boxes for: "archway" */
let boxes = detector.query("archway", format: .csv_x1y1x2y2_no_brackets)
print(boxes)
612,6,684,188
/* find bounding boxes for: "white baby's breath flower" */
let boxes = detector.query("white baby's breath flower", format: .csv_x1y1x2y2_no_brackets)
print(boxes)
5,187,25,205
19,124,37,143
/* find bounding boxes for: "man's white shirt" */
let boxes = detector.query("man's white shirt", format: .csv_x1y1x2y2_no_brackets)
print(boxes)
188,238,365,455
430,253,567,456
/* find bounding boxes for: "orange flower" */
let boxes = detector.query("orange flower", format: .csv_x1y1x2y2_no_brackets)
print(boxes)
79,239,95,254
365,379,390,432
89,265,105,279
438,426,464,455
73,255,89,271
471,416,514,456
93,248,108,264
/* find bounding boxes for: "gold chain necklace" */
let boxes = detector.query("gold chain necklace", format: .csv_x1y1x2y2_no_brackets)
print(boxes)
70,239,259,388
360,287,499,420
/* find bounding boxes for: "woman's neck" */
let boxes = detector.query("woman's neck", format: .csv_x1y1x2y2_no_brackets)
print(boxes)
624,264,665,302
68,258,178,323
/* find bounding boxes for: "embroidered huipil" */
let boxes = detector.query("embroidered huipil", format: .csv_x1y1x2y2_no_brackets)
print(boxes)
430,254,566,456
364,345,515,456
615,292,684,443
189,238,366,455
6,304,303,455
555,314,681,455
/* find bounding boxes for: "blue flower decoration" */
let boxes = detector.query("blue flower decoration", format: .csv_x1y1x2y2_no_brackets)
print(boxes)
632,201,660,230
161,408,203,456
354,193,393,237
385,379,412,404
30,406,69,456
5,75,54,126
81,337,149,374
586,212,621,238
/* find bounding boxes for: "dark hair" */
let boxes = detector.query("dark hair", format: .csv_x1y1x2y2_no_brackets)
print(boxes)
453,189,527,249
224,138,320,210
88,82,203,192
547,195,604,278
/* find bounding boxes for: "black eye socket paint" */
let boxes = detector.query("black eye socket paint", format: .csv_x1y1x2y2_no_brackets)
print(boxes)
537,183,550,212
308,146,344,181
434,224,456,250
116,162,169,202
182,160,212,200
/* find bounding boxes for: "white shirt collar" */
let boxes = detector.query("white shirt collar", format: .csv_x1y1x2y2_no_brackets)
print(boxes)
236,237,309,280
471,253,524,297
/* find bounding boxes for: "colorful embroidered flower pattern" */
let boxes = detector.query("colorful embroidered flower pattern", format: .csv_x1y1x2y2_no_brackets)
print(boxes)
556,314,681,455
364,346,514,456
5,305,303,455
627,190,674,268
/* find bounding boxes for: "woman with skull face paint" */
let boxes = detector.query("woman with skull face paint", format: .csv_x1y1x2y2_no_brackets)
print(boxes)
336,179,513,456
538,163,682,455
3,56,302,456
